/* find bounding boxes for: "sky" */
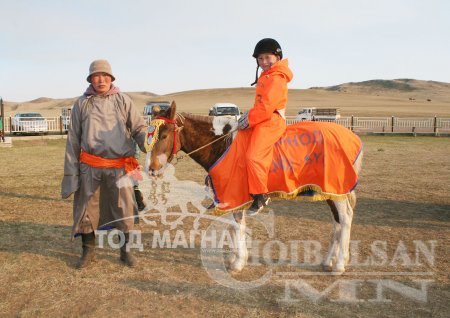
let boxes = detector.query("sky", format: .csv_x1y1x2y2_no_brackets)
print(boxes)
0,0,449,102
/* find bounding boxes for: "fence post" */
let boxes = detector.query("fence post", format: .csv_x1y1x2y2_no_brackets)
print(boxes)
0,97,4,142
350,115,354,131
391,116,395,133
433,116,437,135
9,116,12,134
59,116,63,135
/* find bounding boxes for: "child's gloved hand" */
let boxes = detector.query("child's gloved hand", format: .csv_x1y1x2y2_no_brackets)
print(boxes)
238,111,249,130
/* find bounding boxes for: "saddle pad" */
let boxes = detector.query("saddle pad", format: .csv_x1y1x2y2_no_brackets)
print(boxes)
208,121,362,213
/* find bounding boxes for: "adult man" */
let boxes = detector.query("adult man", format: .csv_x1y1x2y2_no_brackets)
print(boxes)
61,59,147,268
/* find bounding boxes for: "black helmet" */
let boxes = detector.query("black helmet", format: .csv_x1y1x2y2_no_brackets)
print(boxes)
252,38,283,59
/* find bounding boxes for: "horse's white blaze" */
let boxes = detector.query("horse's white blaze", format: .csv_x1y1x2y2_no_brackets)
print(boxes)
212,116,238,139
144,152,151,173
150,153,168,176
157,153,168,166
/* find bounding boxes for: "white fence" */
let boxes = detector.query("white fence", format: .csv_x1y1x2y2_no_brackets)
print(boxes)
2,117,66,135
1,115,450,136
437,118,450,131
285,116,450,134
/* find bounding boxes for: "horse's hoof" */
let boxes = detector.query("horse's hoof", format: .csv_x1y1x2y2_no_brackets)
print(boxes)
227,263,243,274
322,264,333,272
333,266,345,274
228,267,242,275
229,260,245,273
225,253,236,267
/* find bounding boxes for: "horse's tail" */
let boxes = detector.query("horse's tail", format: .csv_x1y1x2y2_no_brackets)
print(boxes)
349,149,363,210
354,150,363,175
348,191,357,210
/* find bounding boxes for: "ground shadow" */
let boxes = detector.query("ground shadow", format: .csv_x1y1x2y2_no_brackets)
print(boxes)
120,277,446,318
269,197,450,229
0,191,64,202
0,220,209,269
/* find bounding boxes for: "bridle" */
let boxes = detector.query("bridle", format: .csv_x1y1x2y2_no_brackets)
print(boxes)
153,116,179,161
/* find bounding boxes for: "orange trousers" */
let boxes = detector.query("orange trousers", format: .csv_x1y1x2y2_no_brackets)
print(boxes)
245,113,286,194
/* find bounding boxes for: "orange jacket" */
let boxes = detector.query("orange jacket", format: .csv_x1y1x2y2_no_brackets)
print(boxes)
248,59,293,127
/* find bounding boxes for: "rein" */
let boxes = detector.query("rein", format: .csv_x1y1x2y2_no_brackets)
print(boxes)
154,115,236,163
176,131,234,161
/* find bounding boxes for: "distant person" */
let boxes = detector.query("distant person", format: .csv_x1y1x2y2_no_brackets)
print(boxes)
151,104,162,118
238,38,293,215
61,59,147,268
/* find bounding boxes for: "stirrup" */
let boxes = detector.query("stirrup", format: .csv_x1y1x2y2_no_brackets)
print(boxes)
246,194,270,216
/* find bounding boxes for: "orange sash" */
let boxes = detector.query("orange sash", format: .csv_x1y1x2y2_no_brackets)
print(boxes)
80,150,142,180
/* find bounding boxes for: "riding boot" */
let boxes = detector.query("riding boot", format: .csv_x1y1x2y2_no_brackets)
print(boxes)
246,194,270,216
120,233,137,267
134,187,146,212
76,232,96,269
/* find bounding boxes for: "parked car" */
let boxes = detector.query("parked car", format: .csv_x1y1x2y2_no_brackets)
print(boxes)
11,112,49,135
208,103,240,117
61,107,73,133
296,107,340,121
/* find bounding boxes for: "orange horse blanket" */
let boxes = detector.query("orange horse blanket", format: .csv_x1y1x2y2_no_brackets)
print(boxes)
208,121,362,213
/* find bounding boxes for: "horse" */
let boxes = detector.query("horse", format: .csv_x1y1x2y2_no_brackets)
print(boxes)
147,101,363,274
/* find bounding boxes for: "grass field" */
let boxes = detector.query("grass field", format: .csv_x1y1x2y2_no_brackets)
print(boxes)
0,136,449,317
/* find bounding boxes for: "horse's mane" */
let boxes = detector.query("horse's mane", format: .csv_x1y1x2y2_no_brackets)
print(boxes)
177,112,237,145
177,112,213,125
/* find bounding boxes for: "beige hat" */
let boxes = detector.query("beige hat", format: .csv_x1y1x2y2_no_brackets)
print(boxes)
87,59,115,82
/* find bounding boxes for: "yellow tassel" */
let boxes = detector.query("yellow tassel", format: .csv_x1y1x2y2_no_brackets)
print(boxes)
145,119,165,152
209,184,350,216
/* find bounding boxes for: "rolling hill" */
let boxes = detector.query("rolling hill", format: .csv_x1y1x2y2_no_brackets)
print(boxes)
3,79,450,117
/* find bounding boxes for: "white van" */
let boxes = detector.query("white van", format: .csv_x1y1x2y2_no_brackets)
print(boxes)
208,103,240,117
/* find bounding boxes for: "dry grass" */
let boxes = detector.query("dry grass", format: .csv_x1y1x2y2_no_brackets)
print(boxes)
0,136,449,317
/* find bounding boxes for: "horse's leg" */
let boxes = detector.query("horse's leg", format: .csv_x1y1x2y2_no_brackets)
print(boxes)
223,212,248,272
323,152,360,272
322,200,341,272
333,194,355,273
344,191,357,266
223,213,237,267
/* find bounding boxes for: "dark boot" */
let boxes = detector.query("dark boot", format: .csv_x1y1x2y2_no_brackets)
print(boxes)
134,188,146,212
76,232,96,269
120,233,137,267
247,194,270,216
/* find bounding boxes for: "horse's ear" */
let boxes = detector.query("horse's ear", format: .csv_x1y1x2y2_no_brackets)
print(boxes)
169,101,177,120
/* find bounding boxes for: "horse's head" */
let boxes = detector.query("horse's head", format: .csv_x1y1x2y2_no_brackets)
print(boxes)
146,101,181,176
